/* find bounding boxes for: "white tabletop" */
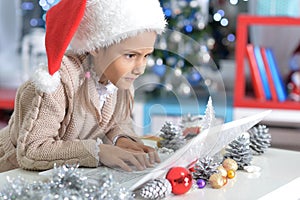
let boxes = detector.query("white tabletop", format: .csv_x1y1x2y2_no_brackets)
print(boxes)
1,148,300,200
171,148,300,200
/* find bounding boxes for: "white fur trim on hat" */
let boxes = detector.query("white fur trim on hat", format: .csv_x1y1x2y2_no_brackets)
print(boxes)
70,0,167,54
32,65,61,93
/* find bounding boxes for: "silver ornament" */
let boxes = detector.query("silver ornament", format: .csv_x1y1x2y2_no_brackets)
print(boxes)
140,178,172,199
0,164,134,200
249,125,271,155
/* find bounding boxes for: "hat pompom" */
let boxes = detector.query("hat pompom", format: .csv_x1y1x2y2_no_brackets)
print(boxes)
32,65,61,93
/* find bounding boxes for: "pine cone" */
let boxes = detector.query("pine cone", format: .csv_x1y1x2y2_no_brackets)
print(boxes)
249,125,271,155
193,157,219,181
159,121,185,151
140,178,172,199
224,134,253,169
160,122,179,136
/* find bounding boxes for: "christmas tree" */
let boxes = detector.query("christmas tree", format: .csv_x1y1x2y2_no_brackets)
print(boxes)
19,0,60,41
142,0,234,98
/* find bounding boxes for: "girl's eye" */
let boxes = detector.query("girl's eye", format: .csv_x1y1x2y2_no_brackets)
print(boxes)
125,54,136,59
144,53,152,58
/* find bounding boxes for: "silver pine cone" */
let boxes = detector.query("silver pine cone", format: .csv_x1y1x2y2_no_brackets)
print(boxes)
224,134,253,169
140,178,172,199
193,156,219,181
249,125,271,155
159,121,185,151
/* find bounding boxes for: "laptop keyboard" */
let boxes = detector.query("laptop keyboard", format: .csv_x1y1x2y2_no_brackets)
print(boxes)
82,152,171,189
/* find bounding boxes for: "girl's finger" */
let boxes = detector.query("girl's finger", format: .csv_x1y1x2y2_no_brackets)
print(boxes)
131,145,145,152
124,149,153,168
116,159,132,172
135,154,146,168
147,151,156,164
141,145,156,153
124,153,145,171
153,151,161,163
138,153,153,168
138,145,161,164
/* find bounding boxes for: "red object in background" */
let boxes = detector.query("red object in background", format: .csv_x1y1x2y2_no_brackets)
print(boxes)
187,159,198,173
182,126,201,137
0,88,15,127
287,71,300,101
287,42,300,101
0,88,16,110
260,47,279,102
245,44,266,101
166,167,193,195
234,14,300,110
188,167,195,172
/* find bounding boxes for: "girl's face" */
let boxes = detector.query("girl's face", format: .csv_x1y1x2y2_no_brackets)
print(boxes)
92,32,157,89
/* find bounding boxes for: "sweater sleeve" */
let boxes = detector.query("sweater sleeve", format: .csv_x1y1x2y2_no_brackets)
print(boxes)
15,80,99,171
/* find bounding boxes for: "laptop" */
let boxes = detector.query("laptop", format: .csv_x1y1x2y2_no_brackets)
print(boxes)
80,110,271,191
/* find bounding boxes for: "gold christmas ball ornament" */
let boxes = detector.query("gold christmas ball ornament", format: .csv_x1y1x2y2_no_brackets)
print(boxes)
227,169,236,179
223,176,228,185
209,173,224,189
222,158,238,171
217,165,227,177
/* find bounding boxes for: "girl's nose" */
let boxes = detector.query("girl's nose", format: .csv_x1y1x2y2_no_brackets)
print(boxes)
132,59,147,75
132,64,146,76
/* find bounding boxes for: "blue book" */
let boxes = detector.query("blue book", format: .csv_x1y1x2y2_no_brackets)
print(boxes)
254,46,272,100
265,48,288,102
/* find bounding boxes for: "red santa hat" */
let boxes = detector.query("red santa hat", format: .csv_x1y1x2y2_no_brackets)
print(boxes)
45,0,167,75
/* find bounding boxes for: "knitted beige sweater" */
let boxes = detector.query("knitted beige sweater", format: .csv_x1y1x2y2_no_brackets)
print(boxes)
0,54,136,172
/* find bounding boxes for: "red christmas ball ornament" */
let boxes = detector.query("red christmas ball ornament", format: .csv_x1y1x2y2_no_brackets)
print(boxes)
166,167,193,195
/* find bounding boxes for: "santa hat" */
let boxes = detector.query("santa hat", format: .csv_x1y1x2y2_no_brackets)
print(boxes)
45,0,167,75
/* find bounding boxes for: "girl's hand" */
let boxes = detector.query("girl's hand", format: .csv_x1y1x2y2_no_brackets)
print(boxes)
98,144,150,172
115,137,161,165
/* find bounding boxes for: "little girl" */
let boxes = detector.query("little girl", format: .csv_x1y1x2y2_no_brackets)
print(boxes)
0,0,167,172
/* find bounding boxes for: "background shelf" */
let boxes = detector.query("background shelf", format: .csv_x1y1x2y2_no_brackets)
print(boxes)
234,14,300,126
